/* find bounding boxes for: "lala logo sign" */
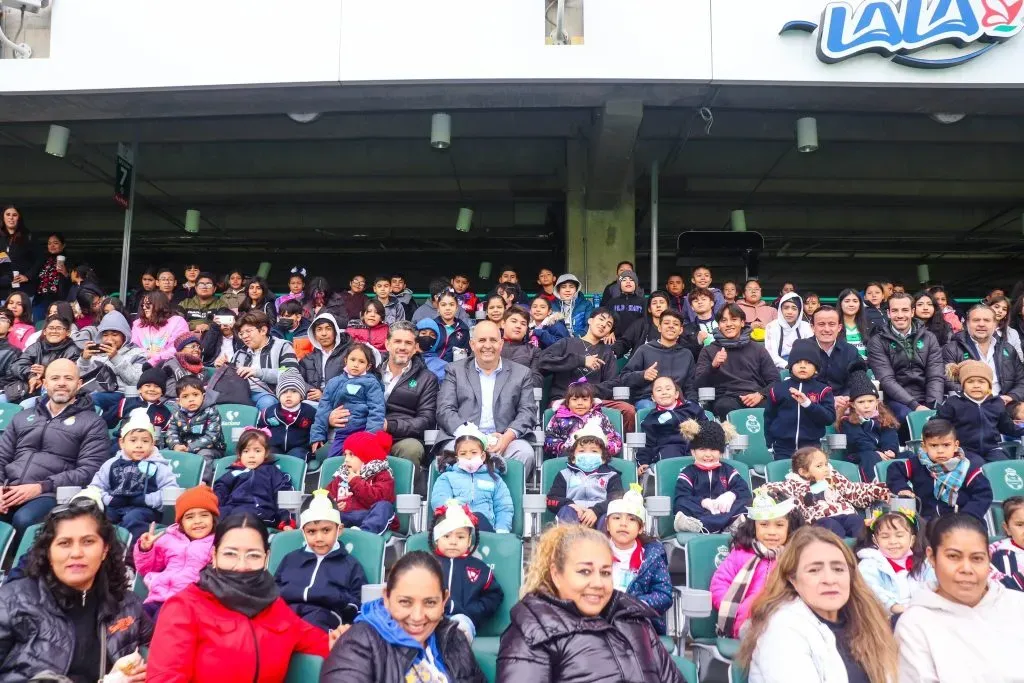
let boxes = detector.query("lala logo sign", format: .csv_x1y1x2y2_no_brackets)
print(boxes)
781,0,1023,68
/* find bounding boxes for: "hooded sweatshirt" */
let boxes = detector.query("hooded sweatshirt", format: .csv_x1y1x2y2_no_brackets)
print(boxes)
355,598,451,681
76,311,148,397
299,312,350,391
896,579,1024,683
89,448,177,509
415,318,449,382
764,292,812,369
620,340,697,402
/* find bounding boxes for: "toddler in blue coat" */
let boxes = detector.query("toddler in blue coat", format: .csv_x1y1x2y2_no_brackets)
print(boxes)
213,427,295,529
673,419,753,534
275,490,367,630
837,371,901,481
764,345,836,461
430,422,514,533
310,343,385,457
428,500,504,642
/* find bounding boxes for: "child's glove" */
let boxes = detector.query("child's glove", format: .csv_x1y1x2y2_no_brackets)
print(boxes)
276,518,297,531
700,499,716,512
713,491,737,514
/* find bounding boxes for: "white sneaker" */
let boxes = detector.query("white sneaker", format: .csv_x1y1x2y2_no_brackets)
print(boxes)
673,512,705,534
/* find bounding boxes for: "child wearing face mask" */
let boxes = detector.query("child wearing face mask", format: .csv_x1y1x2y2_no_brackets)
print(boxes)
273,300,311,343
604,485,672,635
635,376,707,476
433,290,471,362
309,343,385,457
710,489,803,638
428,500,504,643
543,380,622,459
766,446,890,537
856,509,932,618
545,419,622,528
938,360,1023,462
326,430,398,534
414,318,449,382
837,371,901,481
430,423,514,533
672,420,752,534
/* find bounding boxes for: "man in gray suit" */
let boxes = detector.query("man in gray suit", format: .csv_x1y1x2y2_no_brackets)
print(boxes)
437,320,537,478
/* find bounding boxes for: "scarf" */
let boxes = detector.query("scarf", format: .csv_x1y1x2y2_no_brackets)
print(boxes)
197,566,278,618
917,448,970,507
175,350,205,375
36,255,63,296
333,458,392,500
717,541,780,637
712,327,752,349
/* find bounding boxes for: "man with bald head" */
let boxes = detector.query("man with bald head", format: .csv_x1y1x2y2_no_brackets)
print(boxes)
435,320,537,478
0,358,109,533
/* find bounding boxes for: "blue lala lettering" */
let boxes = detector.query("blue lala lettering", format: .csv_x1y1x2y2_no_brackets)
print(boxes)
780,0,1020,68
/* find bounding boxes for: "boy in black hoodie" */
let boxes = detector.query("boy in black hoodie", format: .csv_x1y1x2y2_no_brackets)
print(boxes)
937,360,1022,462
606,270,646,337
429,500,504,643
764,345,836,460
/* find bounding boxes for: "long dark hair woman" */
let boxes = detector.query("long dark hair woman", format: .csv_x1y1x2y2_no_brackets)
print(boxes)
147,512,337,683
239,276,277,324
836,288,872,359
912,290,952,347
303,275,347,325
1,204,40,295
129,291,189,366
33,232,71,319
0,493,152,682
322,550,486,683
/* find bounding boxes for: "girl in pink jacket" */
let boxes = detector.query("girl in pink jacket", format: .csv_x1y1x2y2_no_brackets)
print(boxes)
130,290,190,365
133,485,219,619
710,488,803,638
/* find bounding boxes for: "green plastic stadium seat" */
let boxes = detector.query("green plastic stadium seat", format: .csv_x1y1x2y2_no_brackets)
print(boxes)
215,403,259,456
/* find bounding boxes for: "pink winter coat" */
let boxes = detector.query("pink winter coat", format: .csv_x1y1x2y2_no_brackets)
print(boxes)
709,547,777,638
7,322,33,351
133,524,214,604
131,315,189,364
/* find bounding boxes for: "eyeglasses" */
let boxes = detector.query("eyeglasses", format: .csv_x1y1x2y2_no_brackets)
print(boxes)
197,282,214,288
217,549,267,569
44,325,67,333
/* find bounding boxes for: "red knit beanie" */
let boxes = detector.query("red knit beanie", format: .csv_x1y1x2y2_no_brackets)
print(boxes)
342,431,394,462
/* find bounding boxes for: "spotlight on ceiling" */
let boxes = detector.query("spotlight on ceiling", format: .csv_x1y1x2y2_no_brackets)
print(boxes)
45,124,69,157
730,209,747,232
185,209,201,234
796,117,819,153
431,113,452,149
286,113,321,124
456,207,473,232
929,112,966,125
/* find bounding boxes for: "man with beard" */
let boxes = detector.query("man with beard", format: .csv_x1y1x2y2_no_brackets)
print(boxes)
0,358,109,533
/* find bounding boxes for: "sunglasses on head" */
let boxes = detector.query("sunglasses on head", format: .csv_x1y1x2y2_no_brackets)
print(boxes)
48,497,101,518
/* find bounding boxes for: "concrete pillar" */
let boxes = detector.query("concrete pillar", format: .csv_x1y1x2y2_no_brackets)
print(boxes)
565,139,636,296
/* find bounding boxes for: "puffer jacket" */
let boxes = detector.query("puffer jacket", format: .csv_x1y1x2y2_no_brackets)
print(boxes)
710,547,778,639
543,403,622,458
942,330,1024,401
381,354,439,441
429,466,514,532
346,321,388,352
497,591,683,683
133,523,214,605
621,541,673,636
0,577,152,682
635,400,707,466
856,547,934,613
545,462,623,519
310,372,386,443
0,336,20,381
0,394,109,493
299,312,351,390
766,468,889,525
559,293,594,338
867,323,944,409
146,582,328,683
10,335,81,380
76,312,148,397
164,405,225,452
531,312,570,350
321,599,485,683
89,448,178,509
213,461,293,526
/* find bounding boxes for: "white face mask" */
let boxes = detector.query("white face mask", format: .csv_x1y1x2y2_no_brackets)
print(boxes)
457,456,484,474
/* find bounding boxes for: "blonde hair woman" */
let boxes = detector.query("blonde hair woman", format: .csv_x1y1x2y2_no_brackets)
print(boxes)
497,525,682,683
737,526,897,683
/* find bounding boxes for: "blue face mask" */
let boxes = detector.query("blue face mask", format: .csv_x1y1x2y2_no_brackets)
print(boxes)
574,453,603,473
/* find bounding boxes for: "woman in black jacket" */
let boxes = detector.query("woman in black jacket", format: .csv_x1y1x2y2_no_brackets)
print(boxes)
0,493,152,682
497,525,682,683
1,204,41,297
321,551,485,683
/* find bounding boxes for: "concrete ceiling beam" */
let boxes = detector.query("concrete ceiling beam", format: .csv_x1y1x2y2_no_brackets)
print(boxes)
585,100,643,210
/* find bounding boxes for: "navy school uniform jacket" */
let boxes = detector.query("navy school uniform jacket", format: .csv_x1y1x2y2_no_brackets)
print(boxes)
789,338,866,396
103,396,172,435
259,403,317,453
274,544,367,631
673,462,752,533
764,377,836,459
437,554,504,628
213,461,294,525
936,393,1024,461
635,401,707,467
839,418,900,464
436,317,472,363
886,456,992,521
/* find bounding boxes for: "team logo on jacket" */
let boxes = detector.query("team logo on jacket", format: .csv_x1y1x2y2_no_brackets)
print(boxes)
298,418,312,428
781,0,1023,69
64,416,75,425
806,392,820,403
466,566,481,583
408,379,417,388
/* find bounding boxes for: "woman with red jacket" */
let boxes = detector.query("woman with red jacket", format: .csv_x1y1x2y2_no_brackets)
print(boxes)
146,511,342,683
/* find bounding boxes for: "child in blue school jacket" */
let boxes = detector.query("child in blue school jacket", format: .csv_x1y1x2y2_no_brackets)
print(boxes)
764,345,835,461
258,370,316,459
309,342,385,458
274,491,367,630
937,360,1023,462
886,418,992,522
428,501,504,642
635,376,707,475
837,371,902,481
213,428,295,528
672,420,753,534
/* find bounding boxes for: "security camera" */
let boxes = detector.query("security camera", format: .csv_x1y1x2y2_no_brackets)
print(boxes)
2,0,49,12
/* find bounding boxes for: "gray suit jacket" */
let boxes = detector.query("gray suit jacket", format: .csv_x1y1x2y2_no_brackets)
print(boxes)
437,357,536,437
